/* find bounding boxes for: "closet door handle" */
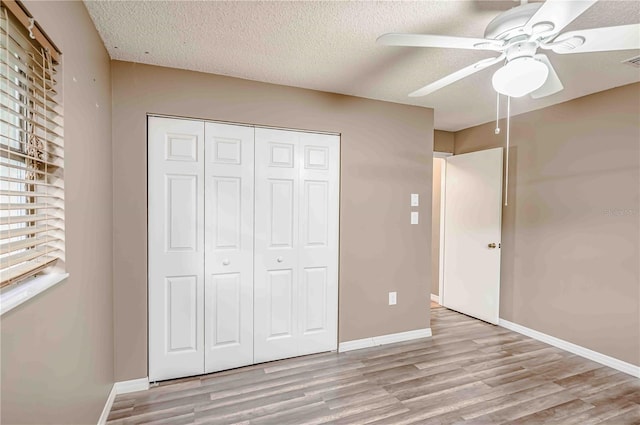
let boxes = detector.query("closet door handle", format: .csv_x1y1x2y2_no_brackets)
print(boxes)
222,259,230,266
276,256,284,263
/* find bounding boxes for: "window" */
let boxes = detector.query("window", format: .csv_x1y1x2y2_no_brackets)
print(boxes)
1,2,64,292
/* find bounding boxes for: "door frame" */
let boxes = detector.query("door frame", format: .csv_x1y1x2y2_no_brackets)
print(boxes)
433,152,451,305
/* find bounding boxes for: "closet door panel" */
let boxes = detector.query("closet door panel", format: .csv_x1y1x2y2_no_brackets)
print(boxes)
255,128,339,362
301,267,328,334
166,275,199,351
302,180,328,248
211,177,241,249
267,269,295,338
297,133,340,356
268,179,295,247
149,117,205,381
208,273,241,344
166,175,199,250
254,128,300,363
204,122,255,373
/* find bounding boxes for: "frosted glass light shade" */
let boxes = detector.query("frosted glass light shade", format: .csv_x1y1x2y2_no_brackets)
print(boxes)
492,57,549,98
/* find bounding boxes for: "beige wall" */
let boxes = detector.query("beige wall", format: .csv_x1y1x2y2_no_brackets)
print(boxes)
0,1,114,424
434,130,454,153
455,83,640,366
431,158,444,296
111,61,434,381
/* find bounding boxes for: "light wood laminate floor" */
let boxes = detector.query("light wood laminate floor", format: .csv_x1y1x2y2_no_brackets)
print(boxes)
108,305,640,424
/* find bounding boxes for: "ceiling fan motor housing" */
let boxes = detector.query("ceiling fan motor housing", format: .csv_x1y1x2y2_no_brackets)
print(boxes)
505,41,539,61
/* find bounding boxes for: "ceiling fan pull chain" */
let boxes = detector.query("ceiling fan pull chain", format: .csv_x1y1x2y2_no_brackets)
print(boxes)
505,96,511,207
495,92,501,135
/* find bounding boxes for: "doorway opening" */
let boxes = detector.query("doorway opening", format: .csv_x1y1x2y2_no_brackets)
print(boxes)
431,152,451,308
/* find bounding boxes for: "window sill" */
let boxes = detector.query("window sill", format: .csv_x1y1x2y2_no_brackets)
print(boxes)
1,273,69,316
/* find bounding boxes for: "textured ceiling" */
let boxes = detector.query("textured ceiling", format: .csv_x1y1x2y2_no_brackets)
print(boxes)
84,0,640,131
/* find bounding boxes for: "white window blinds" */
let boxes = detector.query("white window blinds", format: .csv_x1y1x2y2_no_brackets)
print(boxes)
1,3,64,288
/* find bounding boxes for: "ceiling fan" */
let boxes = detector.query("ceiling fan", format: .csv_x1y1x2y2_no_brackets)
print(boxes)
377,0,640,99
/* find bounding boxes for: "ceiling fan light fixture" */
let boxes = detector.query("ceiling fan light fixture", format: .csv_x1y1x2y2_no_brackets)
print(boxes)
492,57,549,98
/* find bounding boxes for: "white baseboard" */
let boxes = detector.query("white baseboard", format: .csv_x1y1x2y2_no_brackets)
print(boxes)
97,377,149,425
339,328,432,353
499,319,640,378
430,294,440,303
114,377,150,394
97,384,117,425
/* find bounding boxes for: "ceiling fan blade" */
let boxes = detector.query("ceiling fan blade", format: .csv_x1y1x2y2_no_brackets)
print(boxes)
409,55,505,97
377,33,504,51
523,0,598,36
550,24,640,54
531,54,564,99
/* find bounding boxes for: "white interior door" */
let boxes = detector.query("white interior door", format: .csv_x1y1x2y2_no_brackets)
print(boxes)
253,128,339,363
149,117,205,381
204,122,254,373
443,148,503,324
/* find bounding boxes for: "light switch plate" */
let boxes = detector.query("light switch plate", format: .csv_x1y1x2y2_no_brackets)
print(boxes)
411,193,419,207
411,211,419,224
389,292,397,305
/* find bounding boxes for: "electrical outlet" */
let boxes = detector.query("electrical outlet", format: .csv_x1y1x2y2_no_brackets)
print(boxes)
411,193,419,207
389,291,397,305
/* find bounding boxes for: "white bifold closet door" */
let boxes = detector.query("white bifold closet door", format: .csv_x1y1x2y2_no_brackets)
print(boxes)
149,117,206,381
204,122,255,373
149,117,339,382
254,128,340,363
